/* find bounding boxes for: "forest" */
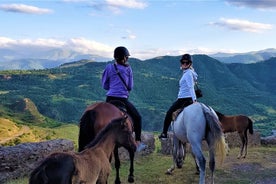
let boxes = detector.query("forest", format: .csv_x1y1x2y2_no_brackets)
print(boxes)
0,55,275,137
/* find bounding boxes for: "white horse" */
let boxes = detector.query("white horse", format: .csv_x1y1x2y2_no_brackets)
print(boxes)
166,102,227,184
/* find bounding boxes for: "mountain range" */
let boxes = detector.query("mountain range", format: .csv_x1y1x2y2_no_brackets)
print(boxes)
0,48,111,70
0,54,275,137
1,48,276,70
210,48,276,64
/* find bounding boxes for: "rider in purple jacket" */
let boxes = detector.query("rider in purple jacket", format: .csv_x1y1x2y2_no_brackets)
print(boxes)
102,46,146,152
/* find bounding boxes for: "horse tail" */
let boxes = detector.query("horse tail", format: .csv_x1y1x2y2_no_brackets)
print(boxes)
201,104,227,164
78,109,96,152
247,117,254,134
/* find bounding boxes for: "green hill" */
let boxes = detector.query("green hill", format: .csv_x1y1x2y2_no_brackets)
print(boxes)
0,55,275,137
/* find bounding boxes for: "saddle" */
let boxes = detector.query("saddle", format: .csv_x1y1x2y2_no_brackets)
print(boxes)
108,100,127,113
108,100,135,130
172,108,183,121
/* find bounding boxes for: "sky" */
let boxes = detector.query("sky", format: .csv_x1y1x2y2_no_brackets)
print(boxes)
0,0,276,60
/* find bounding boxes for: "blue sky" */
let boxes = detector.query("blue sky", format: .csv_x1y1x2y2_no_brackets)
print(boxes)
0,0,276,60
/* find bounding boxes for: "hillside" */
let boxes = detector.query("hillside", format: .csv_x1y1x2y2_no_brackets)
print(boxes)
0,55,275,137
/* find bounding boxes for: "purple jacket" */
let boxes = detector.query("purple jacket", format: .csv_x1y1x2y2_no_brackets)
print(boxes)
102,63,133,98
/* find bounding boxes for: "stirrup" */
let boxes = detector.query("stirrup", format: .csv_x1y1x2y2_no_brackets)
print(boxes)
158,133,168,140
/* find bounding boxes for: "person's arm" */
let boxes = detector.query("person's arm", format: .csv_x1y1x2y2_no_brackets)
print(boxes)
187,72,196,101
102,65,110,90
127,66,134,91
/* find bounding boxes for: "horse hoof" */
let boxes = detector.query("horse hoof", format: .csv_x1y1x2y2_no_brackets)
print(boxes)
128,176,134,183
115,180,121,184
165,170,173,175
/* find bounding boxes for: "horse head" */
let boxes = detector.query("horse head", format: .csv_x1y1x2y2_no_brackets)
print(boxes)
115,116,137,152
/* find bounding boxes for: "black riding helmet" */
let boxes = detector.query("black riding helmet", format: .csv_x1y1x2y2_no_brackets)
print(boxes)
114,46,130,60
180,54,192,63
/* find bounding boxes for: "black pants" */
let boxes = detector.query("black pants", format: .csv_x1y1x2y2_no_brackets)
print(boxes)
162,98,193,134
106,96,142,141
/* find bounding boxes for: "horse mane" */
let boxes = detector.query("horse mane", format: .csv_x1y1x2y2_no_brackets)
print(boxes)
85,116,126,149
215,111,224,120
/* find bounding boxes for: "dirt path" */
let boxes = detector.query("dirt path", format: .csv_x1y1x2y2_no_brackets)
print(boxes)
0,126,30,144
216,146,276,183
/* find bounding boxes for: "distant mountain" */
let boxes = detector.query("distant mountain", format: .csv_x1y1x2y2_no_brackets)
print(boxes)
210,48,276,64
1,47,276,70
0,48,112,70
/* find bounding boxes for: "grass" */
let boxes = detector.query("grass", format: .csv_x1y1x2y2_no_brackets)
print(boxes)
5,143,276,184
1,123,275,184
0,118,78,147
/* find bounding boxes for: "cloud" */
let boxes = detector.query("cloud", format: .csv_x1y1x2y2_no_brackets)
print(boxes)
209,18,273,33
133,46,238,60
0,4,52,14
106,0,147,9
84,0,147,14
67,38,114,56
0,37,113,58
226,0,276,10
0,37,241,61
121,30,137,40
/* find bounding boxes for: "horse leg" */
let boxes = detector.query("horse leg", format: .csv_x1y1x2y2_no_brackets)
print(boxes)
242,131,248,158
191,153,200,175
237,133,246,159
166,139,178,175
191,145,206,184
113,146,121,184
167,139,184,174
127,147,135,183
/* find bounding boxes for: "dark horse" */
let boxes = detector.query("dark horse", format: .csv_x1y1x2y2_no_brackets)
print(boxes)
78,102,136,184
29,116,136,184
215,111,253,158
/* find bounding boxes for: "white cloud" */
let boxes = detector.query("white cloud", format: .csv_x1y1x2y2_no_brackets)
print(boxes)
132,46,243,60
122,30,137,40
0,37,114,58
0,4,52,14
86,0,147,14
0,37,64,48
62,0,88,2
106,0,147,9
0,37,243,61
209,18,273,33
226,0,276,10
67,38,114,56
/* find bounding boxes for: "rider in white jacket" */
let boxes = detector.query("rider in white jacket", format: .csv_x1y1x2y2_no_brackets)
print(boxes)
159,54,198,140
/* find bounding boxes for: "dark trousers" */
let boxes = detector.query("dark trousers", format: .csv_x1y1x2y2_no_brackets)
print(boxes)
162,98,193,134
106,96,142,141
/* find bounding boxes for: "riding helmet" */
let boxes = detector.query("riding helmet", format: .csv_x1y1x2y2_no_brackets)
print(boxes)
180,54,192,63
114,46,130,60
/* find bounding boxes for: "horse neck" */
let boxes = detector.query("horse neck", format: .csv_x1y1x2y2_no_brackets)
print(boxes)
90,132,117,158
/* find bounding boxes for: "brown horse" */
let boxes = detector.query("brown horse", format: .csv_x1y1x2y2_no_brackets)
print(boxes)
215,111,253,159
78,102,136,184
29,116,136,184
